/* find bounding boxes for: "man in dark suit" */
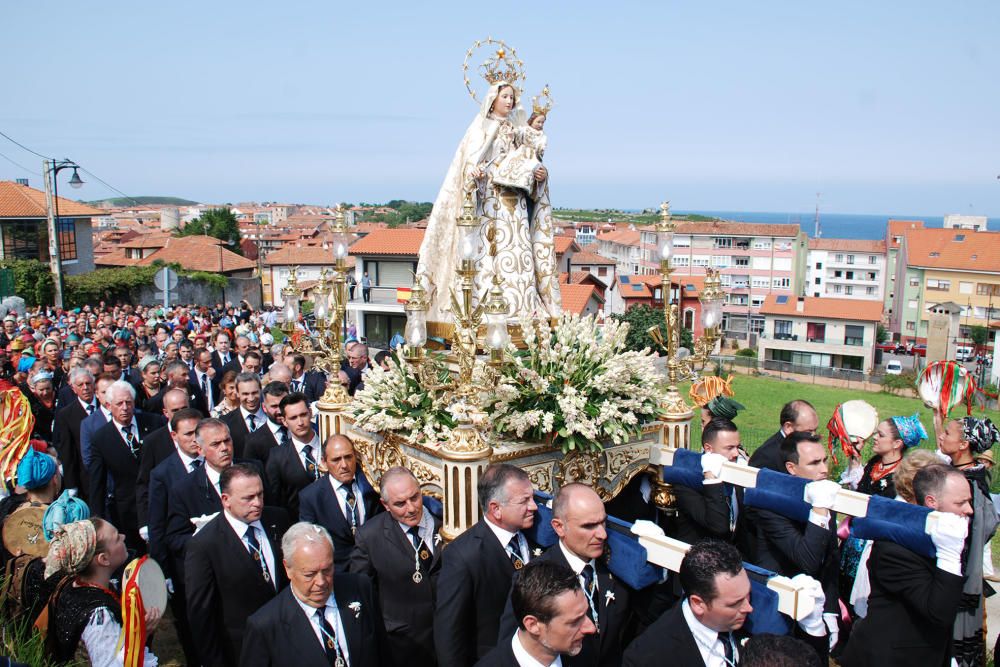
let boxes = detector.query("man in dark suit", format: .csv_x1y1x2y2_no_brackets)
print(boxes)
220,335,252,377
288,353,326,403
298,434,381,572
190,348,218,416
435,463,540,667
349,466,442,666
476,560,597,667
87,379,165,552
220,372,266,459
185,464,290,667
623,540,752,667
241,521,386,667
145,361,199,417
840,465,971,667
748,400,818,473
243,381,289,464
211,331,234,374
55,357,102,411
146,407,204,666
136,388,192,536
749,432,840,657
264,392,322,520
674,418,743,546
52,367,99,502
499,484,632,667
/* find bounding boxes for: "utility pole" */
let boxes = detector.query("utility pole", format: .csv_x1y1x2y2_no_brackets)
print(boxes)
814,193,822,238
41,159,83,310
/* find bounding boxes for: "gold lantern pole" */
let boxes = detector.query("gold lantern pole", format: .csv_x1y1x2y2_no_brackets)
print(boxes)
316,205,354,437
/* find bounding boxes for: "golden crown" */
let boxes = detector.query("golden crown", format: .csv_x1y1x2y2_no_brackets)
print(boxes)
531,85,553,116
463,37,525,103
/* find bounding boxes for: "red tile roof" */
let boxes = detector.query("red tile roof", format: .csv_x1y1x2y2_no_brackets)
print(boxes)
671,220,801,238
903,227,1000,272
808,238,886,253
597,229,642,246
560,284,602,315
0,180,105,218
887,219,924,248
94,236,255,273
348,229,425,257
554,236,579,254
569,251,616,266
760,294,883,322
265,245,339,266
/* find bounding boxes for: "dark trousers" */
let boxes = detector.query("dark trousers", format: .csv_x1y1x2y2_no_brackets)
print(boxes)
363,288,371,302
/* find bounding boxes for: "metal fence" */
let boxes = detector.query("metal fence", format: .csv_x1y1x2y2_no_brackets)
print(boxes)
711,354,884,387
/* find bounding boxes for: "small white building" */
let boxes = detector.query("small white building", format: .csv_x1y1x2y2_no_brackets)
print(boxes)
806,238,887,301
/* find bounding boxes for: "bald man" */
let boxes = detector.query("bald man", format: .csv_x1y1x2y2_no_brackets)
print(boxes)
499,483,633,666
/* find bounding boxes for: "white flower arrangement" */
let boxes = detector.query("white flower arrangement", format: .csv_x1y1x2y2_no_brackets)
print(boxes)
352,352,456,448
347,601,362,618
486,314,663,454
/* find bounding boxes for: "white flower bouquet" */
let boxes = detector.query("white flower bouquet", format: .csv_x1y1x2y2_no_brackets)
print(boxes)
486,314,663,454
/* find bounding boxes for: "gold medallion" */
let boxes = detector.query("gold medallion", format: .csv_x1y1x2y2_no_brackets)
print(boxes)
412,571,423,584
419,549,430,561
514,560,524,570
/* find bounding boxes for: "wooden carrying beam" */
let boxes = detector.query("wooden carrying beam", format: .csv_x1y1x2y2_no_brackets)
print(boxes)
629,524,815,621
650,446,872,518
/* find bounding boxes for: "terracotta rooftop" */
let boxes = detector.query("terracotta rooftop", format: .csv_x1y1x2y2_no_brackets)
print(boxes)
265,244,339,266
760,294,883,322
569,251,616,266
887,219,925,248
554,236,580,254
0,181,105,218
670,220,801,238
348,229,425,257
618,276,652,299
560,271,593,284
597,228,642,246
808,238,886,253
903,227,1000,273
559,283,602,315
94,236,255,273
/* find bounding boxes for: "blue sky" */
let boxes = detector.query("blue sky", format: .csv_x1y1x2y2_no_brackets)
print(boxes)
2,1,999,217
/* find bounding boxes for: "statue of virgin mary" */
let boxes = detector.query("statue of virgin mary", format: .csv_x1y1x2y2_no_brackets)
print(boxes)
416,80,562,330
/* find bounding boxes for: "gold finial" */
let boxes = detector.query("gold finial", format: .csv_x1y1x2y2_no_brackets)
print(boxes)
531,84,553,116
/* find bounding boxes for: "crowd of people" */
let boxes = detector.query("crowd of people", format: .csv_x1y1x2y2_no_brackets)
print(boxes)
0,301,998,667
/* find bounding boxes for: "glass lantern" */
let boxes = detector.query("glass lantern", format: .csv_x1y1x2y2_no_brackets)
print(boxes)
655,200,675,264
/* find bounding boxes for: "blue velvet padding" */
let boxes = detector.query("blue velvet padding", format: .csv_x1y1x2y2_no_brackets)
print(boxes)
850,495,936,559
659,448,705,489
743,469,812,523
522,492,559,548
423,494,443,520
742,562,792,635
605,516,667,590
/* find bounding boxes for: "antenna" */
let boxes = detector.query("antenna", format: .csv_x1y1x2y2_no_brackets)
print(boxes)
814,193,822,238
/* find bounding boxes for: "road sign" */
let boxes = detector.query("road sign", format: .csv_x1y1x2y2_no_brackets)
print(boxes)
154,267,178,307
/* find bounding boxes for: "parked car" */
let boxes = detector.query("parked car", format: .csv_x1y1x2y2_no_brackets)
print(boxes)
955,346,974,362
912,344,927,358
885,360,903,375
876,342,898,353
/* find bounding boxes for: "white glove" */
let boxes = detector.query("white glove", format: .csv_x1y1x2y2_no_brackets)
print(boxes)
701,452,727,480
165,578,175,596
803,480,841,510
139,526,149,542
824,612,839,651
928,511,969,575
791,574,826,637
630,519,666,538
191,512,220,536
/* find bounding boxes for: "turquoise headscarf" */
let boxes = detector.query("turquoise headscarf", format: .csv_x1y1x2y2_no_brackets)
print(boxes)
890,414,928,448
16,448,56,490
42,490,91,540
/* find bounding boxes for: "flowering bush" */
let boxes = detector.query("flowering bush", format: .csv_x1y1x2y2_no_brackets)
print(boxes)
352,352,456,447
486,314,663,453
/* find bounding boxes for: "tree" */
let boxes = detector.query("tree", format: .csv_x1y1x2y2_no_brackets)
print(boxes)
969,325,988,350
178,207,242,255
610,304,693,353
876,323,889,344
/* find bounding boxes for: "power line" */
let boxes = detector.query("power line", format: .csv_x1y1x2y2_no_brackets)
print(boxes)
0,149,42,177
0,129,52,160
77,167,141,206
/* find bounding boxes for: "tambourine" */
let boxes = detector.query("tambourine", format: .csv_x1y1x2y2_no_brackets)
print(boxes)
918,360,973,417
2,504,48,557
827,400,878,459
124,556,168,615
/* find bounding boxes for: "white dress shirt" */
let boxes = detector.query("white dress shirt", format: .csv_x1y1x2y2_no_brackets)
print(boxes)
113,417,140,447
558,541,597,590
195,369,214,409
205,465,223,498
239,406,266,431
292,431,321,472
223,510,277,590
511,630,561,667
291,591,351,665
397,509,436,555
484,519,529,564
681,598,738,667
330,476,367,525
175,445,203,473
78,397,98,414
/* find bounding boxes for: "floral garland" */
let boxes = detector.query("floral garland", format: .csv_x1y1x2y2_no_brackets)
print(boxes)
352,352,457,447
486,314,663,454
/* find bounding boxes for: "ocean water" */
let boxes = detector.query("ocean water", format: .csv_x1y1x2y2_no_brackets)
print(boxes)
673,210,966,240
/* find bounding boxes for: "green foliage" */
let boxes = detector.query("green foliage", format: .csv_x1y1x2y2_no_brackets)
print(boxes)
185,271,228,289
881,370,918,396
876,324,889,344
609,305,693,354
358,201,433,228
65,266,161,306
0,259,54,306
969,325,989,348
178,207,242,254
735,347,758,358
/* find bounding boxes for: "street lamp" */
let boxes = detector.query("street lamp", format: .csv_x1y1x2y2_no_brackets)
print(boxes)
280,266,301,337
42,159,84,309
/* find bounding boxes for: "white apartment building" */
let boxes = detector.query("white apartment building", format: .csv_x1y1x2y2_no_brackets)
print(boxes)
806,239,887,301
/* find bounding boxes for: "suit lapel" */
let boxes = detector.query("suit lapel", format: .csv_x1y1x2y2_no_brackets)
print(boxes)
384,514,415,561
279,590,329,664
336,594,364,663
218,515,271,592
323,476,351,532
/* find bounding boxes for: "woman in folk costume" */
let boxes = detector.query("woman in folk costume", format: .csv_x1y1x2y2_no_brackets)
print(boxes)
416,42,560,329
934,414,1000,666
43,519,160,666
0,446,61,565
689,375,744,428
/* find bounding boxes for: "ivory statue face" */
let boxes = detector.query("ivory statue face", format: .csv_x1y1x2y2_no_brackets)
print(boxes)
491,85,515,118
530,114,546,130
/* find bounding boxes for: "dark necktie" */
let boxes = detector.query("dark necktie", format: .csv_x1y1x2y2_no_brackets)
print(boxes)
303,444,320,479
315,608,342,666
506,535,524,569
725,483,738,532
279,427,291,447
201,374,211,408
244,525,272,585
344,483,360,533
121,425,139,457
86,403,96,415
408,525,430,571
292,379,302,393
189,458,203,473
722,632,735,664
247,413,257,431
581,563,599,628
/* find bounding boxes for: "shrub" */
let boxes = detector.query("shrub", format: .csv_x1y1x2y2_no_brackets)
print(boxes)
882,370,917,396
735,347,757,358
0,259,54,306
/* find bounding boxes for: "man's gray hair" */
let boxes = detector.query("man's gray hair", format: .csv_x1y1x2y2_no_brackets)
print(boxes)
105,380,136,403
379,466,418,501
282,521,334,558
195,418,231,445
68,368,95,386
477,463,530,511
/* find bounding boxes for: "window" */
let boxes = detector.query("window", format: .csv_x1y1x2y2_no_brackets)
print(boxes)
905,321,915,332
845,286,854,295
844,325,864,346
749,317,765,334
714,237,732,248
866,272,876,281
2,219,46,261
869,255,877,264
832,284,842,294
773,277,791,289
672,256,689,267
58,219,78,261
692,257,710,267
909,277,919,287
847,255,855,265
719,274,732,287
750,296,765,308
977,283,1000,296
866,286,875,295
959,281,973,295
753,240,771,250
814,277,821,285
711,255,730,268
734,256,750,267
597,267,608,276
815,262,823,269
774,319,793,338
846,271,854,280
834,270,842,278
751,277,770,288
370,261,417,287
907,299,918,308
926,279,950,291
673,235,691,248
363,313,408,350
806,322,826,343
835,254,844,263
